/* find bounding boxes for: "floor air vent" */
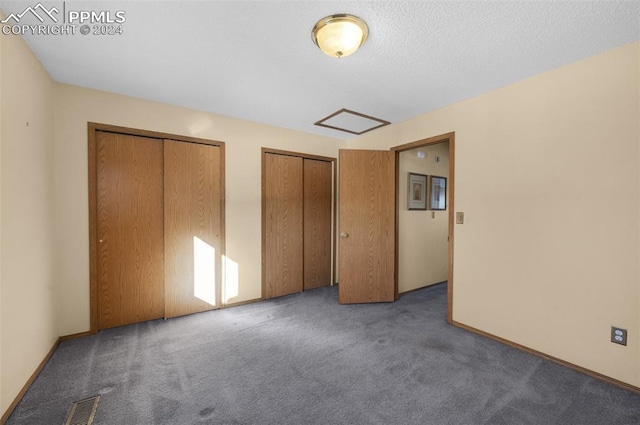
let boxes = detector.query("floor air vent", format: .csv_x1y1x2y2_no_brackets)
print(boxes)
65,396,100,425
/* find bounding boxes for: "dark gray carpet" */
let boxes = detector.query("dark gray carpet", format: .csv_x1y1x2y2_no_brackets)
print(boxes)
7,283,640,424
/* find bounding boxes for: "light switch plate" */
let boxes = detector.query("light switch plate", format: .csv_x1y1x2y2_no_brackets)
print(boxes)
456,212,464,224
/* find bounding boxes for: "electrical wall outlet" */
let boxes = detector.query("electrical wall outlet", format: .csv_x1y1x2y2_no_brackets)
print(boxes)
611,327,627,346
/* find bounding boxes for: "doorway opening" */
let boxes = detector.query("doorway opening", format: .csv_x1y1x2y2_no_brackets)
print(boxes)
392,132,455,322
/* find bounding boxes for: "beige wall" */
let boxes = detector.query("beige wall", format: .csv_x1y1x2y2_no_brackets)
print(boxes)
0,17,3,412
0,31,58,413
349,42,640,387
53,84,344,336
399,144,449,293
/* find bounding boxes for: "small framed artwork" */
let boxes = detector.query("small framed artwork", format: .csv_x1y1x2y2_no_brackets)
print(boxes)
407,172,428,210
429,176,447,210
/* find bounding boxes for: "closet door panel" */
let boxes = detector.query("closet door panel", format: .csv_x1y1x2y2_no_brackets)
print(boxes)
264,153,304,298
96,132,165,329
303,159,332,290
164,140,222,318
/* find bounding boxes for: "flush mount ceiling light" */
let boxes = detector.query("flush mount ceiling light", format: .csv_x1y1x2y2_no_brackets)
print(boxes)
311,14,368,58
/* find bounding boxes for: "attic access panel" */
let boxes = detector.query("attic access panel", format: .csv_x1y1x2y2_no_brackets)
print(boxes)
314,109,390,135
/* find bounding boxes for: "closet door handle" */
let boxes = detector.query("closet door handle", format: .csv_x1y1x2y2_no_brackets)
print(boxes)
340,232,349,238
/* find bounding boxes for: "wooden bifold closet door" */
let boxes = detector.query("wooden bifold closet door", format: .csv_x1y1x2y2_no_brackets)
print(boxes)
263,152,332,299
96,132,165,329
164,140,223,318
264,153,304,298
95,130,223,330
303,159,332,290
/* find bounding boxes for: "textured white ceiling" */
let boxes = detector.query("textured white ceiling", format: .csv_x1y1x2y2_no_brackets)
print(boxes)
2,0,639,139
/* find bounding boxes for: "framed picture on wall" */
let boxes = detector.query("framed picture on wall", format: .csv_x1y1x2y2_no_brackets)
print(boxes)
407,172,428,210
429,176,447,210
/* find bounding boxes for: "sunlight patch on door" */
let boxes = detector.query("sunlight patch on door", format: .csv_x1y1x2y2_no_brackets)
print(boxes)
194,236,216,306
223,255,239,303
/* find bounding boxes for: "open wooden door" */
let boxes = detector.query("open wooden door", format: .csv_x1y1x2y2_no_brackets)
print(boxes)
338,149,396,304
